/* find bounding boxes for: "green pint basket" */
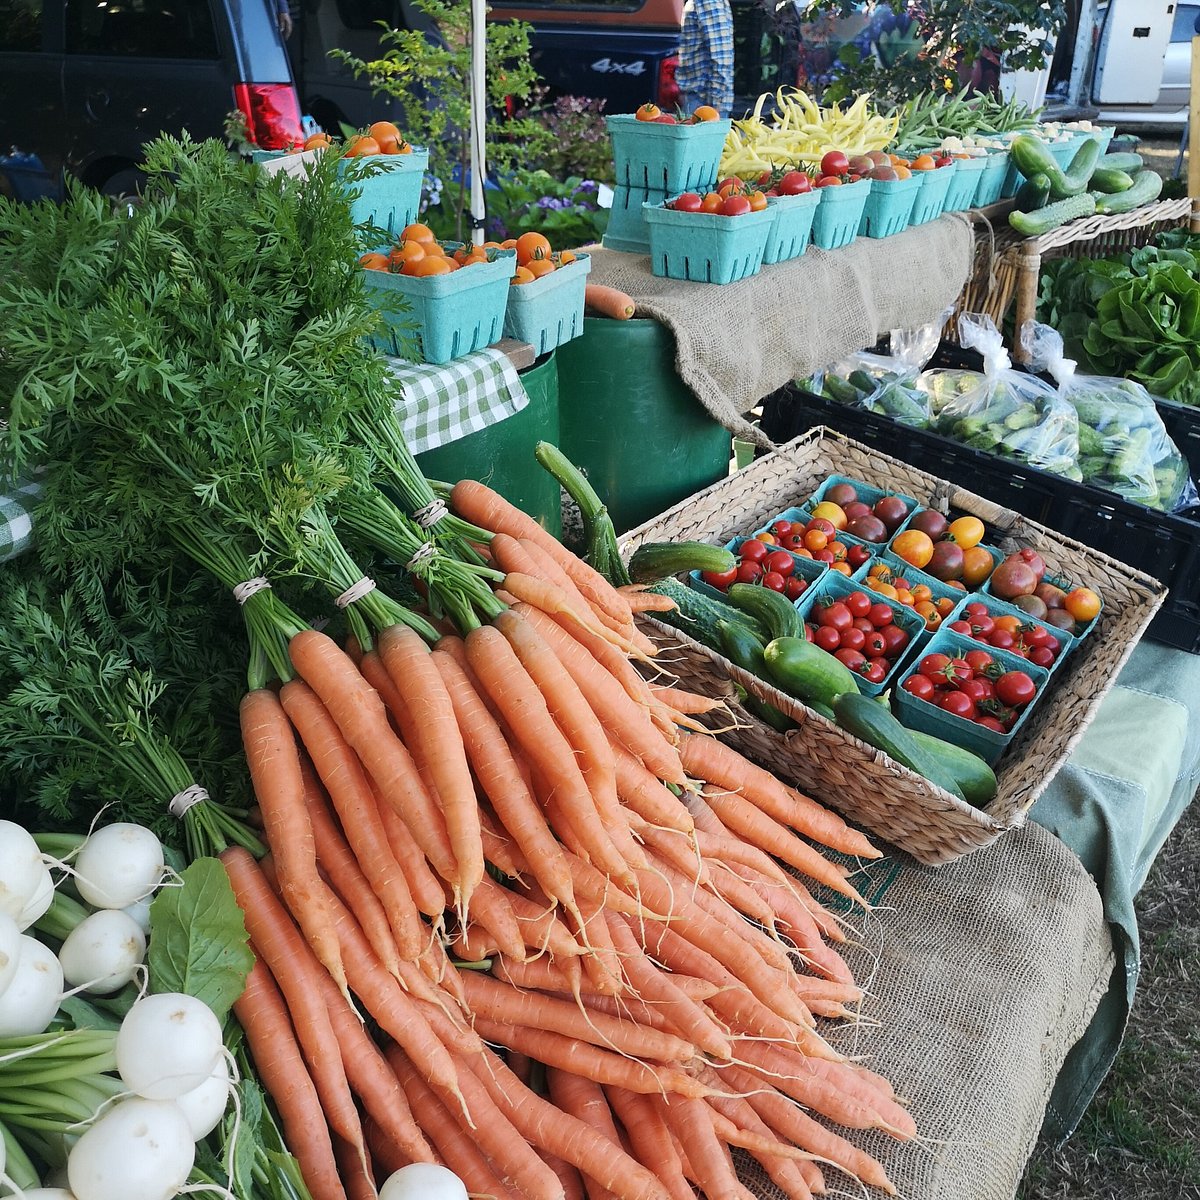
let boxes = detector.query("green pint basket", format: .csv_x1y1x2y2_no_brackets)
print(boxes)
503,254,592,355
363,248,515,365
339,148,429,241
642,201,775,284
858,174,921,238
606,114,730,194
973,150,1010,207
810,179,871,250
943,155,987,211
908,163,955,225
602,184,666,255
763,190,822,264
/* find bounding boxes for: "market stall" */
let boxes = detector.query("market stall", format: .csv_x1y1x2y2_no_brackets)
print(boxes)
0,73,1197,1200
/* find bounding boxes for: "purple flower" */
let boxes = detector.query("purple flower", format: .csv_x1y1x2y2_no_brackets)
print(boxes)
574,180,598,193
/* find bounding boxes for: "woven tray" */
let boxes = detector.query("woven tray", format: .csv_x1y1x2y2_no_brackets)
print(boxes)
619,427,1166,865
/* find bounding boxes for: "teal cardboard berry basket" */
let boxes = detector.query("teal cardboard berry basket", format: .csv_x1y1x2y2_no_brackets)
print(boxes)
762,190,822,264
908,163,955,225
943,155,987,211
642,201,775,284
973,151,1010,207
606,115,730,194
809,179,871,251
602,183,667,255
503,254,592,356
858,174,921,238
339,148,430,242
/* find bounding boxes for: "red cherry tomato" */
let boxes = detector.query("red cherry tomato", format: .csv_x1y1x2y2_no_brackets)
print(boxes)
1028,646,1055,669
958,678,993,705
762,571,787,593
700,566,737,590
1023,624,1052,649
919,653,951,680
783,531,807,552
813,176,843,188
834,648,867,672
963,649,995,676
862,630,888,657
814,549,835,564
770,520,793,536
820,150,850,177
965,601,989,618
846,544,872,569
803,622,816,643
976,715,1008,733
764,550,795,578
946,657,973,686
840,627,866,652
815,602,853,632
995,671,1037,708
947,620,972,636
719,194,752,216
785,577,807,601
861,659,888,684
740,539,769,562
672,192,703,212
989,628,1016,651
735,560,762,584
938,690,976,719
881,624,909,657
844,591,872,618
778,170,812,195
807,517,838,537
902,674,935,701
851,616,875,635
814,626,842,653
867,602,894,628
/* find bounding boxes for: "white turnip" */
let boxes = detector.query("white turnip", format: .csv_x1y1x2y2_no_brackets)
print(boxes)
0,936,63,1036
17,865,56,932
173,1055,232,1140
115,992,223,1101
58,910,146,995
67,1097,194,1200
73,825,164,911
380,1163,469,1200
0,911,21,996
0,821,49,922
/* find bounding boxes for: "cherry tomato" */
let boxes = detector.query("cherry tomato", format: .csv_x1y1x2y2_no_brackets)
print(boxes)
755,532,777,544
820,150,850,177
803,622,816,643
958,678,993,705
1043,634,1061,656
938,690,976,719
764,550,795,577
815,602,853,632
963,649,994,676
736,560,762,584
834,648,867,672
867,602,894,628
902,674,936,701
806,517,838,537
700,192,724,213
762,571,787,593
770,520,793,537
700,566,737,590
740,539,769,562
840,627,866,652
803,529,829,553
1022,624,1052,649
976,715,1007,733
844,591,872,618
862,630,888,657
783,531,807,552
672,192,703,212
919,653,951,680
947,619,972,636
846,544,872,569
965,601,989,619
852,616,875,635
968,614,995,639
946,658,973,686
719,194,752,216
814,626,842,653
881,624,909,657
814,175,843,187
989,628,1016,651
814,549,835,564
995,671,1037,708
785,577,806,601
1028,646,1055,669
778,170,812,195
861,659,888,684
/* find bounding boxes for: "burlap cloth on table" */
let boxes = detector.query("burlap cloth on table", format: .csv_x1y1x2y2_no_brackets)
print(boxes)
585,213,975,447
744,819,1112,1200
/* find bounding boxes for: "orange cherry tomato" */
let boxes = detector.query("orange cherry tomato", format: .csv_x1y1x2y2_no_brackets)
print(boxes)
947,516,985,549
935,597,957,616
358,252,390,271
692,105,720,122
635,103,661,122
911,583,932,603
746,189,769,212
700,192,724,213
992,615,1021,635
526,258,556,278
910,154,936,171
402,255,453,276
803,529,828,553
401,223,436,244
557,250,577,265
515,231,553,266
388,240,426,268
510,266,535,286
891,529,934,569
827,540,848,563
755,532,777,544
344,134,381,157
915,601,941,629
830,562,852,575
303,132,332,150
1063,587,1101,623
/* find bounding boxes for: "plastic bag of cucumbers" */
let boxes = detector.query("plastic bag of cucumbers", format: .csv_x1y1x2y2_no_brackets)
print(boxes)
916,313,1081,477
806,309,951,429
1023,320,1198,512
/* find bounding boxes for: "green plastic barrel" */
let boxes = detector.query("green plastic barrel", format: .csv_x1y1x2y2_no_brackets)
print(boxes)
555,317,731,534
414,351,562,537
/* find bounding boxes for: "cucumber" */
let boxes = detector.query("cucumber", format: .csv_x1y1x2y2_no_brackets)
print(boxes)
719,622,794,732
763,637,860,710
1094,169,1163,214
627,541,736,584
1008,191,1096,236
1061,137,1102,194
646,578,765,648
1098,151,1143,173
1089,166,1135,194
831,693,966,802
727,583,803,642
907,730,998,807
1013,172,1051,213
1009,134,1084,198
824,376,861,404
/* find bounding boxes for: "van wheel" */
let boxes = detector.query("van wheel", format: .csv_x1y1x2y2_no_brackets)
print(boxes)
98,165,148,209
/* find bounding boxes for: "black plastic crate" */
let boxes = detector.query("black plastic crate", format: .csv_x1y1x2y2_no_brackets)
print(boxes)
761,380,1200,653
1154,395,1200,482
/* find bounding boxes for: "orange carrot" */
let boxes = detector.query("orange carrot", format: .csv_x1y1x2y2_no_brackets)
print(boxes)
584,283,635,320
240,688,347,998
364,1115,409,1177
233,956,347,1200
372,785,447,921
502,572,651,659
378,625,484,911
464,1046,671,1200
460,874,526,961
617,587,679,614
287,629,460,889
493,954,584,996
545,1070,624,1200
543,1152,586,1200
431,648,577,911
302,766,404,976
648,684,725,714
505,889,590,962
458,971,695,1064
604,1087,693,1200
655,1095,742,1200
679,734,880,859
282,682,426,962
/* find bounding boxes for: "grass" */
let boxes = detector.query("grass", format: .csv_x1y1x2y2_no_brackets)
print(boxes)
1017,793,1200,1199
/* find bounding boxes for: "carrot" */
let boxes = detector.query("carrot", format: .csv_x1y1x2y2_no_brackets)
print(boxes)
511,602,688,789
220,850,367,1168
679,734,880,860
648,684,726,714
584,283,635,320
240,688,347,998
302,767,405,976
287,629,460,890
492,954,584,996
233,956,347,1200
699,788,869,906
389,1048,523,1200
605,913,732,1060
372,784,447,921
720,1063,898,1195
655,1095,742,1200
364,1115,410,1177
545,1070,624,1200
618,587,679,614
543,1153,586,1200
282,682,426,962
333,1135,378,1200
502,572,651,659
432,649,577,912
603,1087,693,1200
506,889,590,962
458,971,695,1064
378,625,484,911
464,1047,671,1200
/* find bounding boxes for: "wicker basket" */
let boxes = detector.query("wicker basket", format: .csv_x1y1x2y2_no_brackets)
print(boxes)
619,427,1166,865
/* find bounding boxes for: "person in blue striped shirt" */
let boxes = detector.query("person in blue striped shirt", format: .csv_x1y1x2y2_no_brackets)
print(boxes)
676,0,735,117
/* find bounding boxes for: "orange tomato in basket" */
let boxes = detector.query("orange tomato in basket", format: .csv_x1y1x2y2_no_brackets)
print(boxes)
960,545,995,588
891,529,934,569
947,516,985,549
516,232,552,266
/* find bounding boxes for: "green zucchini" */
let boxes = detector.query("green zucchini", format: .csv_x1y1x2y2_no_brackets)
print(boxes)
1094,169,1163,214
907,730,998,807
1089,166,1135,194
646,578,765,649
1008,191,1096,236
727,583,803,642
1013,172,1051,213
831,694,966,802
719,622,794,732
1098,151,1144,173
627,541,736,584
763,637,860,710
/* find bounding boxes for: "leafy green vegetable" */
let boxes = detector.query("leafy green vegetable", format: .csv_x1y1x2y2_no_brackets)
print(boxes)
148,857,254,1022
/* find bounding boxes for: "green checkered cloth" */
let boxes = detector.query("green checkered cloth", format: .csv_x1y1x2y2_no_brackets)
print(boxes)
386,347,530,457
0,475,41,564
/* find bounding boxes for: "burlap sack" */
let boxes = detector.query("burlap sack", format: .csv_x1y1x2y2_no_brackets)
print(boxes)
585,214,975,446
748,821,1112,1200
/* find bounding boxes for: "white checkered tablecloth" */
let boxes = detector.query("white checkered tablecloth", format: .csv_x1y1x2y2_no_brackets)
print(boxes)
386,346,530,457
0,475,41,565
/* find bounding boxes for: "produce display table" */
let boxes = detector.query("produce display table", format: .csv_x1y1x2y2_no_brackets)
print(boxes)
584,214,975,446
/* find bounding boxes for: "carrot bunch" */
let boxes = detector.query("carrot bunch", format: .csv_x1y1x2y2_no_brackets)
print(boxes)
223,480,910,1200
